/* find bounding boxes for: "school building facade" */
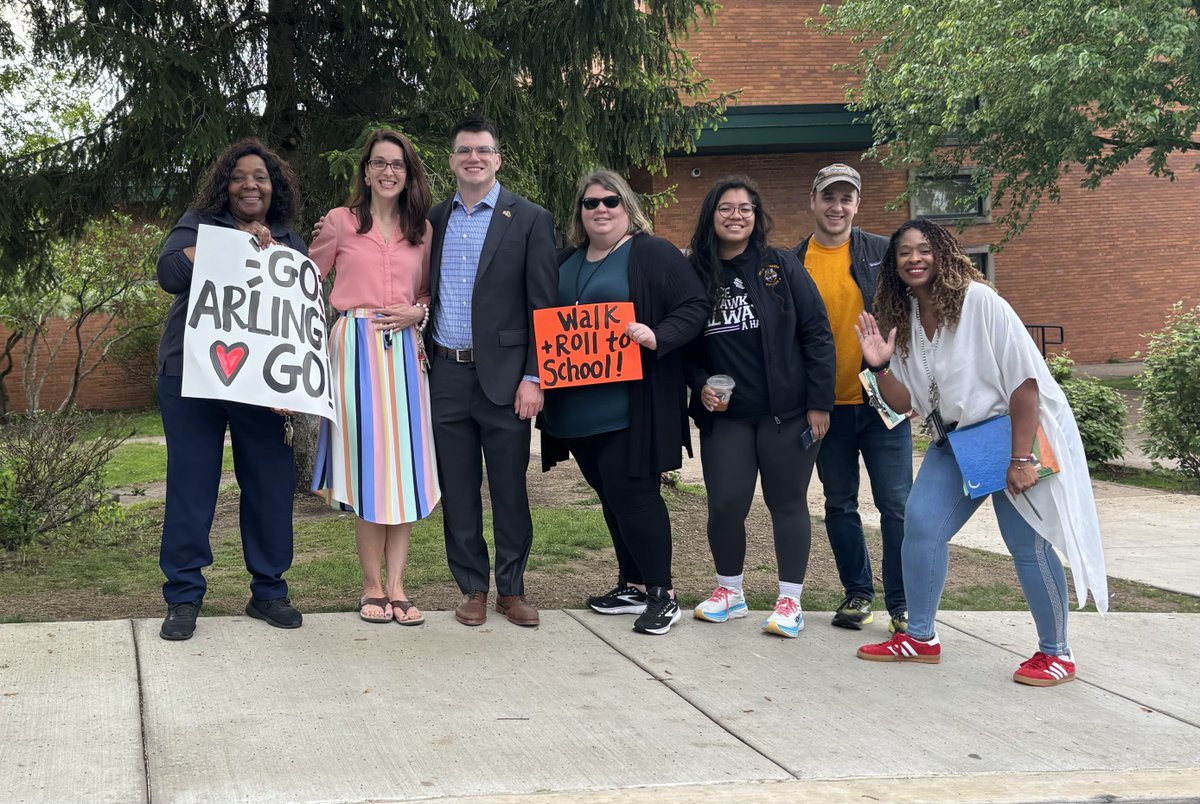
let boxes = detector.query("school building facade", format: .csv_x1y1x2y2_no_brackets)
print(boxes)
641,0,1200,364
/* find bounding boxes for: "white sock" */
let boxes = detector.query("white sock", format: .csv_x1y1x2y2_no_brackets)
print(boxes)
716,574,743,594
778,581,803,601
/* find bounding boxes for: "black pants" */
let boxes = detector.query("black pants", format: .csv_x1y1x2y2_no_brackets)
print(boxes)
429,357,533,596
700,414,819,584
157,375,296,604
567,428,673,589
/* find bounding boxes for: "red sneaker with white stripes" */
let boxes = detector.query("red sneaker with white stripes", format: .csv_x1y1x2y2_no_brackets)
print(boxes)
857,632,942,664
1013,651,1076,687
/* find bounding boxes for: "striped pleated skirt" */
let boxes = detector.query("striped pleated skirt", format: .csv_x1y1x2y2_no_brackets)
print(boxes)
312,309,440,524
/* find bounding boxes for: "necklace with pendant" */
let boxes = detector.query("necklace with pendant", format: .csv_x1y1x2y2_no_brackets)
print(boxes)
915,301,940,411
575,238,624,304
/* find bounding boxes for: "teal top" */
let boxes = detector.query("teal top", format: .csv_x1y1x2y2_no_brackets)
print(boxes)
541,240,633,440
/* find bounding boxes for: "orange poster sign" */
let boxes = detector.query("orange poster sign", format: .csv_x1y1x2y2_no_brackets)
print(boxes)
533,302,643,389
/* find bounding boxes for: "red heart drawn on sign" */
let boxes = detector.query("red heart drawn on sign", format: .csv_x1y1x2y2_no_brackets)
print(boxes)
209,341,249,386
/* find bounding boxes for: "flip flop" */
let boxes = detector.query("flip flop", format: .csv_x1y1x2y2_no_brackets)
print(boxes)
390,598,425,626
359,596,393,623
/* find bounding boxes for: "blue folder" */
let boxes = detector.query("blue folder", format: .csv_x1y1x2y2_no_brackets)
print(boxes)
947,415,1058,499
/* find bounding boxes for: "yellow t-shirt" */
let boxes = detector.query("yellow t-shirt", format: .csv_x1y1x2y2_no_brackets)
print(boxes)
804,238,865,405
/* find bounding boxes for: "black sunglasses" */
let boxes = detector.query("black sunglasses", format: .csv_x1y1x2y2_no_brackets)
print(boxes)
581,195,621,210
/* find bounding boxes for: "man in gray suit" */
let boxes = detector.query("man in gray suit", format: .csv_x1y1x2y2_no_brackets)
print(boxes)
427,116,558,628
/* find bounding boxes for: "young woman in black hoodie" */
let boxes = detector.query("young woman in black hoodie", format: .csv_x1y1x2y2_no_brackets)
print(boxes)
687,175,836,638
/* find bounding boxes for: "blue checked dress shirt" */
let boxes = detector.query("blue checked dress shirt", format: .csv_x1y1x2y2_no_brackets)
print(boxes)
432,182,500,350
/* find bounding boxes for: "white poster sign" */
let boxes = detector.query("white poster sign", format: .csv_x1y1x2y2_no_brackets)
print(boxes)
181,224,334,420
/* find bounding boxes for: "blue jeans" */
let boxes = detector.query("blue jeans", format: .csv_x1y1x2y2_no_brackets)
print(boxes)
905,441,1070,656
816,405,912,615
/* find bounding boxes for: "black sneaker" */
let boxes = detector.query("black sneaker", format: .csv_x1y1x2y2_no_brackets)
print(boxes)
831,595,875,629
245,596,303,629
633,586,681,635
161,601,201,641
588,583,649,615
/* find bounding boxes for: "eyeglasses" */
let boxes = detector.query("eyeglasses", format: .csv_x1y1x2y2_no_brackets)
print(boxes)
368,159,407,174
452,145,499,157
581,195,621,210
717,204,756,218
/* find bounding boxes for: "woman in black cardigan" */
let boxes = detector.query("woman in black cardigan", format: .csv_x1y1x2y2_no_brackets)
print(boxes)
687,175,836,638
540,168,709,635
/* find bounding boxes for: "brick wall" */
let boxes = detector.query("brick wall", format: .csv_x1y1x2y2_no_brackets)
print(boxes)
662,2,1200,363
0,317,156,413
688,0,857,105
647,151,1200,363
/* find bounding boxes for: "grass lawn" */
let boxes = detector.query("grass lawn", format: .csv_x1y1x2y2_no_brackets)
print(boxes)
5,408,1198,624
3,478,1198,624
102,443,234,488
84,407,164,439
0,495,618,621
1091,463,1199,494
1091,375,1141,391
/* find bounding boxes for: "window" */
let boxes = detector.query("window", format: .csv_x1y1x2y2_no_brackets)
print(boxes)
965,246,993,282
910,171,991,223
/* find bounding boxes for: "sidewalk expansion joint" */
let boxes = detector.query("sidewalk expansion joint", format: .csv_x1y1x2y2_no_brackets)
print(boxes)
936,617,1200,731
128,619,154,804
563,610,797,779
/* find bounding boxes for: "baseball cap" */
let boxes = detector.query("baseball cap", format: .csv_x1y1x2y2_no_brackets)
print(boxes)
812,163,862,194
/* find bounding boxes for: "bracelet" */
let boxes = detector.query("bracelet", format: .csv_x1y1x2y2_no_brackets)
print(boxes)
415,302,430,333
1010,454,1037,464
869,363,891,376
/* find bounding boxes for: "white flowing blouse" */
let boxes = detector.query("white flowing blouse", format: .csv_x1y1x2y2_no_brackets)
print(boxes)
891,282,1108,613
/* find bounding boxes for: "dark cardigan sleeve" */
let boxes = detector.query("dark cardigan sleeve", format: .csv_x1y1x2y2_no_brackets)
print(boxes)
636,236,709,358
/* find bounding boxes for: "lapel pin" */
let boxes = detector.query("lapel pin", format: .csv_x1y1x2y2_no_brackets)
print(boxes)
502,210,512,218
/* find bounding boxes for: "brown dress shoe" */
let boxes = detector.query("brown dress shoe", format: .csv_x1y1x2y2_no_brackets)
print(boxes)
496,595,540,627
455,592,488,626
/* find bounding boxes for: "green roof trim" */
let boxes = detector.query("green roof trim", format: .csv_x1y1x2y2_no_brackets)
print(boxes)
679,104,874,156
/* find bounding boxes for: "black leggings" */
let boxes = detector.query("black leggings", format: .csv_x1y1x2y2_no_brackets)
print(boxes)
700,414,819,584
567,428,673,589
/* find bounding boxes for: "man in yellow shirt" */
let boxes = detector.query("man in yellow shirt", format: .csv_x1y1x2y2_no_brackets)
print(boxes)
795,164,912,634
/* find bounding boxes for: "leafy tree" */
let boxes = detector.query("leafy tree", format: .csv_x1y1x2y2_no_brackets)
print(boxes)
820,0,1200,240
1,0,731,280
0,213,163,415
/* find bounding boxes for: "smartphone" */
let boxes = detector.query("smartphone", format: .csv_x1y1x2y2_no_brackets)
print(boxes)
800,426,816,450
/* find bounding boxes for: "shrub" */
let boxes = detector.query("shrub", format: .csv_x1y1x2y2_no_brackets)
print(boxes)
1137,303,1200,480
0,411,130,550
1047,353,1126,463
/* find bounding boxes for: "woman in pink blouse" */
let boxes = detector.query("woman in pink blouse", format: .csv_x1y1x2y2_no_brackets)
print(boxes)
310,129,441,625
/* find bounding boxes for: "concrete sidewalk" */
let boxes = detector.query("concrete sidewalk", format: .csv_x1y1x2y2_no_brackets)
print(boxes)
3,610,1199,803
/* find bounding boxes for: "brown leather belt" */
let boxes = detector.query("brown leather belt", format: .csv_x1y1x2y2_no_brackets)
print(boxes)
433,345,475,363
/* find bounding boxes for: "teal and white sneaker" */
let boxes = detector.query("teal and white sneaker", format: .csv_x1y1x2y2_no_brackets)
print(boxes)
693,586,747,623
762,595,804,638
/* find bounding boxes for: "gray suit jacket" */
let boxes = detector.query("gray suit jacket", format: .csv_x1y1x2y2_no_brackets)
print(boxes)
427,185,559,405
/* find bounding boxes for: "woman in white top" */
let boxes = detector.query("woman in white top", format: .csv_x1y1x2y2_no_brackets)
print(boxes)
853,218,1106,687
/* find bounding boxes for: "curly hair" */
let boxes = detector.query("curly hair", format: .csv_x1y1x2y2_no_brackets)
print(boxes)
875,218,984,358
688,175,775,304
347,129,432,246
566,168,653,248
193,139,300,226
